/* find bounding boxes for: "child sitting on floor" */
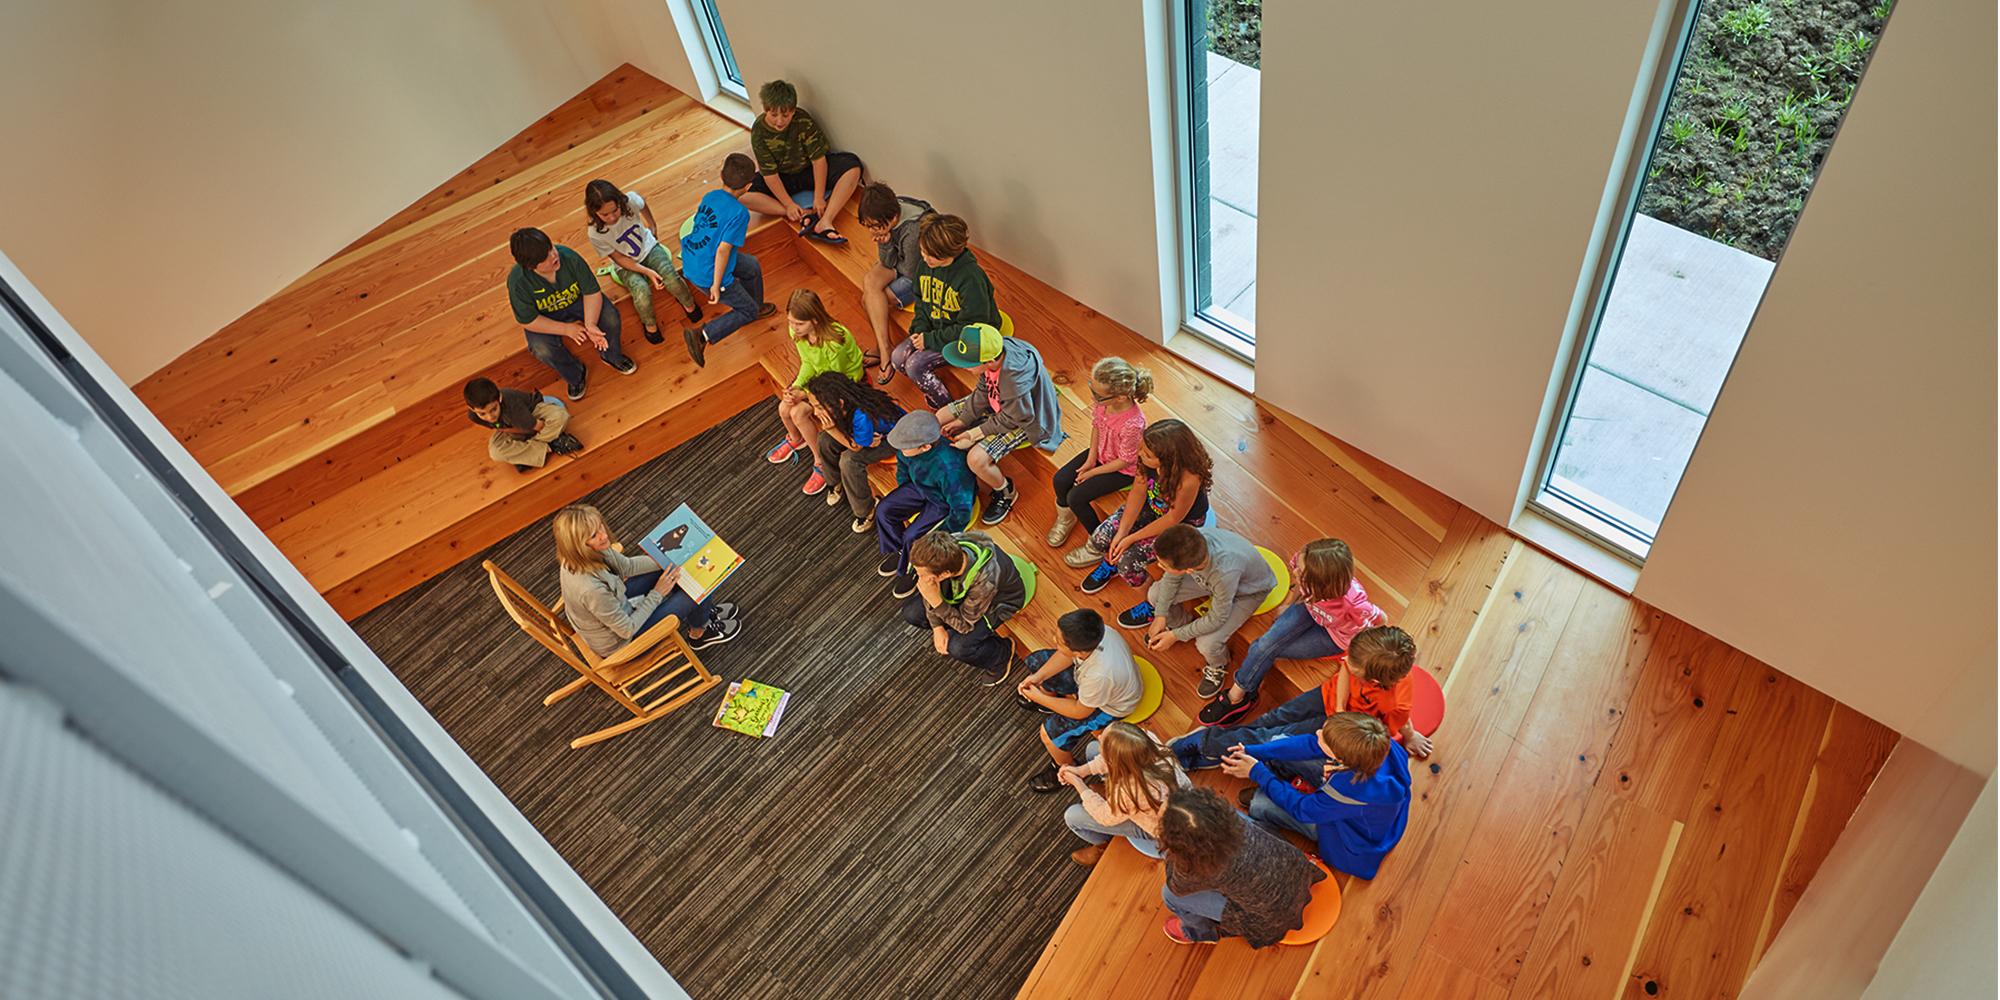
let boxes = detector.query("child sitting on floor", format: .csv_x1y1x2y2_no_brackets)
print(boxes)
856,182,935,383
1127,523,1276,701
805,371,906,532
875,411,978,598
1073,419,1213,588
1173,625,1425,775
739,79,864,246
1220,712,1411,880
1047,356,1151,549
938,322,1065,526
766,289,864,498
899,528,1026,684
1019,609,1145,794
582,178,702,344
1156,786,1322,947
1057,721,1191,866
898,214,1000,409
463,377,581,472
679,153,776,368
1199,538,1387,728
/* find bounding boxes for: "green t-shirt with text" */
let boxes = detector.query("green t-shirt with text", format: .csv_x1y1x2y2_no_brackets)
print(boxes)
507,245,601,325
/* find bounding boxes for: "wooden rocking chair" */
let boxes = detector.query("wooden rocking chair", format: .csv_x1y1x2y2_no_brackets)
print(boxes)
482,559,723,749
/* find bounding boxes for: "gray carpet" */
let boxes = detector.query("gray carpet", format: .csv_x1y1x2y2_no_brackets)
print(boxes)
354,400,1089,1000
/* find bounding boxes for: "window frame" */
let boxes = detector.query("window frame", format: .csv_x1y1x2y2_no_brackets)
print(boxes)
689,0,747,102
1169,0,1257,360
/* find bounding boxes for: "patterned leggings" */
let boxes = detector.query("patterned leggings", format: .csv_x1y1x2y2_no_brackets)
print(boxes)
615,243,697,330
1088,507,1166,588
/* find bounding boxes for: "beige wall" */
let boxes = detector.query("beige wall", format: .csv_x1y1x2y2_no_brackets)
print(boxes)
1253,0,1664,521
1635,0,1997,774
0,0,624,384
595,0,1178,344
1862,777,1997,998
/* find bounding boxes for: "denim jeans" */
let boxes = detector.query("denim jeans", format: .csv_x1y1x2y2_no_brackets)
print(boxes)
525,300,627,389
874,484,951,576
696,251,764,343
1248,788,1320,841
1172,687,1328,784
622,572,713,636
1232,603,1344,698
1024,650,1118,752
1161,884,1228,942
1063,738,1166,858
898,591,1012,674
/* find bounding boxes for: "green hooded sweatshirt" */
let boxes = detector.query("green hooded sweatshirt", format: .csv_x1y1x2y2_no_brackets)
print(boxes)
910,249,1000,351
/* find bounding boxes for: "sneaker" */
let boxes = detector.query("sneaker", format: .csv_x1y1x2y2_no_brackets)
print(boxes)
686,616,741,650
1118,602,1156,629
548,433,583,455
1045,508,1077,547
1079,561,1117,595
1028,762,1064,794
850,513,873,534
607,355,638,376
765,439,798,464
681,327,707,368
802,469,828,496
565,380,586,401
979,645,1017,687
876,553,901,577
1162,916,1213,946
708,602,739,623
514,463,533,474
756,302,778,319
981,479,1017,525
1064,541,1106,569
1198,692,1258,727
1196,664,1228,700
1237,786,1257,811
683,304,704,324
1070,842,1107,867
1015,693,1052,714
643,327,664,345
825,485,844,507
891,572,918,599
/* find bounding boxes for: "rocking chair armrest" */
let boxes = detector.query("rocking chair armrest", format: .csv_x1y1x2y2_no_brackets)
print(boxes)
599,612,683,669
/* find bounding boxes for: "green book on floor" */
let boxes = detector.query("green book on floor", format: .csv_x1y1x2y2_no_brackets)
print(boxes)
712,679,790,738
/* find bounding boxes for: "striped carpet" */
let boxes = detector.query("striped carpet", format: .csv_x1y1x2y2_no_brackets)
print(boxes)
354,400,1090,1000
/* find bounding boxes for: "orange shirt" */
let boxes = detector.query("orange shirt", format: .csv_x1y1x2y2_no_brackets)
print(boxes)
1321,671,1414,735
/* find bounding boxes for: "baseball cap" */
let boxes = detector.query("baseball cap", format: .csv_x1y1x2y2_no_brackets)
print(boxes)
940,322,1005,368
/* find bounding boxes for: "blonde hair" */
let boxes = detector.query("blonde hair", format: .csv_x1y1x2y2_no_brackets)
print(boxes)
1296,538,1356,605
552,505,610,574
787,288,843,347
1320,712,1393,782
1096,722,1178,818
1091,357,1154,404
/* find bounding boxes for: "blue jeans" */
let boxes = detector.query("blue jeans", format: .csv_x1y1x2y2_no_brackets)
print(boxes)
696,251,764,343
875,483,950,576
1063,739,1164,858
622,572,713,635
887,274,915,307
1162,884,1228,942
1172,687,1328,784
1232,603,1343,699
1248,788,1320,841
524,299,627,389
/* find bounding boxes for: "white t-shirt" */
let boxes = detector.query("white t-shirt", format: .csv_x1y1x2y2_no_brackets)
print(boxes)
1075,629,1144,717
585,192,660,263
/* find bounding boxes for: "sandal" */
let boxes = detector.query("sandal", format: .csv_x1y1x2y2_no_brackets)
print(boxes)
794,212,820,236
873,365,897,386
802,227,848,246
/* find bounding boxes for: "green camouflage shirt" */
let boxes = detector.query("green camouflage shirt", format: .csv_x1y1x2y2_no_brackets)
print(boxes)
750,108,832,176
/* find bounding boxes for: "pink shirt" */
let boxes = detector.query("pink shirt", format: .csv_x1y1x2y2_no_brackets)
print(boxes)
1091,402,1146,470
1304,580,1384,651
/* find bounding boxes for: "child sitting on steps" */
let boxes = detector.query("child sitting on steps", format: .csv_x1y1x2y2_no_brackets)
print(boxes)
1128,523,1276,702
1199,538,1388,728
1073,419,1212,588
1220,712,1412,880
582,178,702,344
805,371,906,532
766,289,864,497
1047,357,1150,548
1057,721,1191,866
875,411,977,598
899,528,1026,684
1017,609,1145,795
898,214,999,409
740,79,864,246
938,322,1065,526
463,377,581,472
679,153,777,368
856,182,936,383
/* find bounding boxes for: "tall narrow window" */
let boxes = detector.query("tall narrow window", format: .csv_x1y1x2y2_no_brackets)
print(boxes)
1537,0,1894,557
690,0,746,101
1176,0,1260,351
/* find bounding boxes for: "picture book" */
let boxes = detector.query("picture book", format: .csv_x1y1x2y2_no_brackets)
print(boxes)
712,680,790,738
637,503,743,601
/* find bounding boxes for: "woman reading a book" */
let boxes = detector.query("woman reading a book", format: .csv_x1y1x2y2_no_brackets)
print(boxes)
553,504,744,654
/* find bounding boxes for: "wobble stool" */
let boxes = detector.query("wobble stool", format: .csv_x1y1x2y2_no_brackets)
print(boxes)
1410,665,1445,737
1124,656,1164,724
1281,857,1343,945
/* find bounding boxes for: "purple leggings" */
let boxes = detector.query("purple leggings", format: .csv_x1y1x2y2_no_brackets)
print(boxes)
890,339,953,409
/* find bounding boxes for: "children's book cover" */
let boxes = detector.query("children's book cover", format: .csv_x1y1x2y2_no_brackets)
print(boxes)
712,680,791,738
638,503,743,601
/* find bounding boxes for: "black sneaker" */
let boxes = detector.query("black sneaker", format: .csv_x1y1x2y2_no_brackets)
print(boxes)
682,327,707,368
980,645,1017,687
683,304,704,324
708,602,739,623
891,572,918,599
687,616,741,650
643,327,664,345
1028,762,1064,794
548,433,583,455
514,464,533,474
1079,560,1117,594
1198,692,1258,727
1196,664,1228,700
1118,601,1156,629
981,480,1017,525
565,379,586,401
850,514,873,534
876,553,901,577
607,355,638,375
1237,786,1257,811
757,302,778,319
1015,693,1053,714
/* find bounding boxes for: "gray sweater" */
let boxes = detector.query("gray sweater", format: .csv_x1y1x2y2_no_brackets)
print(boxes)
966,337,1066,453
1153,527,1276,642
559,548,665,656
877,196,934,284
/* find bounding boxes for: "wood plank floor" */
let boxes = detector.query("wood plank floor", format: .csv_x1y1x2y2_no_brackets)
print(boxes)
132,66,1900,999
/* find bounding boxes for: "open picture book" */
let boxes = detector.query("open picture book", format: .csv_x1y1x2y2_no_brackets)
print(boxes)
637,503,743,602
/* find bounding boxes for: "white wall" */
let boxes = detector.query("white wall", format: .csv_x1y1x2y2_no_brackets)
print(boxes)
1635,0,1997,774
1253,0,1664,522
1863,777,1998,999
594,0,1178,344
0,0,625,384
